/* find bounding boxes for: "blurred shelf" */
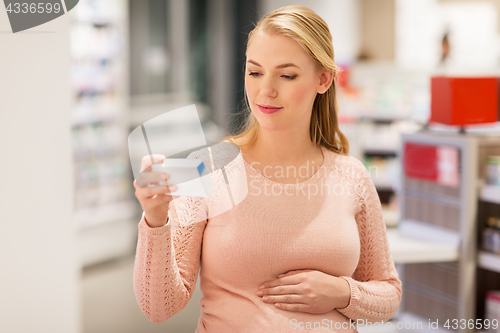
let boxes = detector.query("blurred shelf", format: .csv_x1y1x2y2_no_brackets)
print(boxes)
364,148,398,157
387,227,459,264
70,0,135,270
374,183,395,191
396,132,500,332
77,218,137,268
75,200,139,230
382,209,399,228
72,19,113,27
76,88,116,97
71,118,117,127
358,114,411,124
129,99,210,128
71,56,115,62
480,184,500,205
478,251,500,274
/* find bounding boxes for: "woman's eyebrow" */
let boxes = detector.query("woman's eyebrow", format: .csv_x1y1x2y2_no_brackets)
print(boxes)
246,59,300,69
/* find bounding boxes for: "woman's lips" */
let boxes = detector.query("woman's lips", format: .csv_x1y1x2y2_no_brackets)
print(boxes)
257,104,283,114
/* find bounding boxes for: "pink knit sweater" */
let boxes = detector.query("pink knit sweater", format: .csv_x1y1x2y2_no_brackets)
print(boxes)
133,143,402,333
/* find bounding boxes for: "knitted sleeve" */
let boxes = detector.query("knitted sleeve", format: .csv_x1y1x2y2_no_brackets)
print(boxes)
336,157,402,323
133,150,212,324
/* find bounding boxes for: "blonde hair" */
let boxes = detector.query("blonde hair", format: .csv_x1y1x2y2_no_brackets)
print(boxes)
222,5,349,155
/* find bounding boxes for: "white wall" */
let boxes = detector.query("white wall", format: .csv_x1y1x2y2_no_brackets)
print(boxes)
396,0,500,71
259,0,361,65
0,9,80,333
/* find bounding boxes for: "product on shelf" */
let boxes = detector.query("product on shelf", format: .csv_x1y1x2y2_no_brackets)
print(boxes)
485,290,500,333
483,217,499,253
486,156,500,186
495,218,500,255
430,76,499,126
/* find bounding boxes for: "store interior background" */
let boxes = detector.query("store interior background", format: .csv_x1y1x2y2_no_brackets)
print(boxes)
2,0,500,332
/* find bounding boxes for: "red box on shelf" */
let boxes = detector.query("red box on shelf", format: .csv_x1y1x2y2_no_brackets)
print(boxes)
430,76,499,125
404,142,460,188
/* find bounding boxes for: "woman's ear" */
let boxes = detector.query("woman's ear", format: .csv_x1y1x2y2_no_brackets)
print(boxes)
316,71,334,94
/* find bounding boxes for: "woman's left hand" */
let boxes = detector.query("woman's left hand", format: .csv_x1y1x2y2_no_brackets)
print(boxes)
256,269,351,314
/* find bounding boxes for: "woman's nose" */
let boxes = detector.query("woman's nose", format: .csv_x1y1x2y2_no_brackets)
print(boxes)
260,77,277,98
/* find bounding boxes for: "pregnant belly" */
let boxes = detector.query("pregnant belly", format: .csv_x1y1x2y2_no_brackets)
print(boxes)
198,288,358,333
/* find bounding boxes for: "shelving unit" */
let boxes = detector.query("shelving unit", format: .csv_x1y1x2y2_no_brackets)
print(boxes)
387,228,460,264
478,251,500,274
477,181,500,276
356,117,422,228
382,226,460,333
393,130,500,333
359,117,418,193
476,177,500,326
69,0,138,268
480,184,500,205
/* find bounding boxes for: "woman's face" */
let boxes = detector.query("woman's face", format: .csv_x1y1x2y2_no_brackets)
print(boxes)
245,32,332,133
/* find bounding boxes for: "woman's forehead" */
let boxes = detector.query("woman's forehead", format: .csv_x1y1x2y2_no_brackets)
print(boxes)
246,34,312,68
248,33,301,52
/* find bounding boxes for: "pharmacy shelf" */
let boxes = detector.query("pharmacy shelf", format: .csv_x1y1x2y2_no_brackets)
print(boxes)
373,183,395,191
70,0,135,268
357,114,411,123
480,184,500,205
387,228,459,264
364,147,398,156
396,132,500,333
74,200,139,230
478,251,500,274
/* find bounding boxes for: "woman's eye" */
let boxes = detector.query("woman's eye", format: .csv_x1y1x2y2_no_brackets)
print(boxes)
248,72,296,80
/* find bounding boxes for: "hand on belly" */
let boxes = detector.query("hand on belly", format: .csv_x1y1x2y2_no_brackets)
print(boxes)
255,269,351,314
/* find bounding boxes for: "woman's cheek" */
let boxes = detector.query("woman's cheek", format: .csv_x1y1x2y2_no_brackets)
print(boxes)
290,82,311,105
245,80,255,99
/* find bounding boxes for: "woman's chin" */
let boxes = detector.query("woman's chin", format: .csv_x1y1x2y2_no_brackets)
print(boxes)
255,121,284,131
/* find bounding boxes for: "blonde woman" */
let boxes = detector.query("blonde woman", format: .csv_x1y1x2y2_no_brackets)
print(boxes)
133,5,402,333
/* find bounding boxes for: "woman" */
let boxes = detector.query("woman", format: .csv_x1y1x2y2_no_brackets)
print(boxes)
133,5,402,333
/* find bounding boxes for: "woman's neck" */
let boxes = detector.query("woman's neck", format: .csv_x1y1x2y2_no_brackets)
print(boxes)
238,130,324,176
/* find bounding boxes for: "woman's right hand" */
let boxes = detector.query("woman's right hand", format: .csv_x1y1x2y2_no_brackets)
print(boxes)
133,154,178,228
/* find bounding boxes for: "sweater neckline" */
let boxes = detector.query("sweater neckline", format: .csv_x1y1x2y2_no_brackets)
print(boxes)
239,145,331,189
